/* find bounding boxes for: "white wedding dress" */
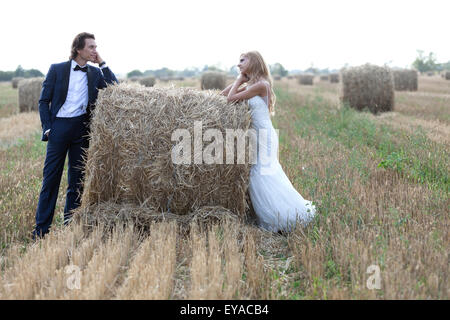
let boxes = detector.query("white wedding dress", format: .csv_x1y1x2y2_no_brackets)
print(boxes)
248,84,316,232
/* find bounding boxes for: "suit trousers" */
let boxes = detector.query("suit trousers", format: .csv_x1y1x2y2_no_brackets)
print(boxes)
33,114,89,238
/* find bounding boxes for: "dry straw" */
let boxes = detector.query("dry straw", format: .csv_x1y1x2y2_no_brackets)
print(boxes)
341,64,394,114
76,83,251,230
11,77,24,89
139,76,156,87
18,77,44,112
393,69,418,91
329,73,339,83
298,74,314,85
200,71,227,90
74,202,240,235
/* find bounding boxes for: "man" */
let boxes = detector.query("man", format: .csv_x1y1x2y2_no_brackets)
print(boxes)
33,32,118,239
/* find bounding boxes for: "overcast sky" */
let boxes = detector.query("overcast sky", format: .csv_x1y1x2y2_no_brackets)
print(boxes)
1,0,449,76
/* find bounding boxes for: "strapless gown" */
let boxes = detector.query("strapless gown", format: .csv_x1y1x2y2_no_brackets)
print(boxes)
247,95,316,232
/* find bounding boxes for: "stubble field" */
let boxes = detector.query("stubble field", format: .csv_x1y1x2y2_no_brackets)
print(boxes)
0,75,448,299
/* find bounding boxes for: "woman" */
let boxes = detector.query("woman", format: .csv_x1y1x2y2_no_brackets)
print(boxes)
221,51,316,232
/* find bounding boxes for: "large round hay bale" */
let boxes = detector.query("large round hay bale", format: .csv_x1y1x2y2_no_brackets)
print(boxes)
298,74,314,85
320,75,329,81
79,83,251,226
200,72,227,90
11,77,24,89
341,64,394,114
139,76,156,87
393,69,418,91
445,71,450,80
18,77,44,112
329,73,339,83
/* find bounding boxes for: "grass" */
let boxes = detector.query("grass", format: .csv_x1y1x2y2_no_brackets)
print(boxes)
0,112,41,149
273,81,448,299
0,77,448,299
395,92,450,124
275,77,449,191
0,132,69,249
0,81,19,118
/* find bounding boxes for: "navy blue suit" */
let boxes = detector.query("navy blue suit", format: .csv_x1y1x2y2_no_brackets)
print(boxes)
34,60,117,238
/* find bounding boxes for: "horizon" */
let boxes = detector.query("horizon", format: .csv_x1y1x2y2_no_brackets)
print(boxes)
2,0,449,76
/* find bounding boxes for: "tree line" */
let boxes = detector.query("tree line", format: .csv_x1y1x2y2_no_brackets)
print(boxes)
412,50,450,74
3,51,448,82
125,63,308,79
0,65,44,82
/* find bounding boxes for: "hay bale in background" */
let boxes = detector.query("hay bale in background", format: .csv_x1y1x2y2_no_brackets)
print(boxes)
273,75,281,80
11,77,24,89
139,76,156,87
445,72,450,80
393,69,418,91
329,73,339,83
341,64,394,114
79,84,251,227
159,77,168,82
320,75,329,81
18,77,44,112
226,76,236,82
200,71,227,90
298,74,314,85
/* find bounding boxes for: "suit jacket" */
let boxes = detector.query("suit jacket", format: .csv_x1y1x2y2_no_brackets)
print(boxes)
38,60,118,141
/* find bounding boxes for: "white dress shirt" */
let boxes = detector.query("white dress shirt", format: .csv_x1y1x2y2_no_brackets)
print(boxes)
56,60,89,118
44,61,108,136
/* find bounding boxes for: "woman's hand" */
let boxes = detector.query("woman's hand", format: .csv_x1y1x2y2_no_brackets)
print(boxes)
237,73,249,84
227,81,267,103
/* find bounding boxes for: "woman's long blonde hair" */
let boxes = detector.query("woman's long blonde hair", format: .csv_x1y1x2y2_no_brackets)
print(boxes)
241,51,276,115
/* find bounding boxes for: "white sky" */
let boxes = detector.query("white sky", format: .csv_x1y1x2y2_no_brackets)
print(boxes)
1,0,449,76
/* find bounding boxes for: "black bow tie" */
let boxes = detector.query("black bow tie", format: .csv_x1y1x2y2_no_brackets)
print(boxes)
74,65,88,72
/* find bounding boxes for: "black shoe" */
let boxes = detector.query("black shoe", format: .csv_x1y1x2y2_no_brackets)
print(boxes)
31,229,46,241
